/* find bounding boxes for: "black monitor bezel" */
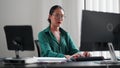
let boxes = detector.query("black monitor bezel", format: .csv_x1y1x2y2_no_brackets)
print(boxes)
80,10,120,51
4,25,35,51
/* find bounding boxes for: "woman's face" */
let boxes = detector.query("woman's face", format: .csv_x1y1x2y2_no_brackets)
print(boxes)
49,8,64,27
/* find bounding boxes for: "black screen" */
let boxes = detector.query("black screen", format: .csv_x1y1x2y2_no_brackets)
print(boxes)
4,25,34,51
80,10,120,51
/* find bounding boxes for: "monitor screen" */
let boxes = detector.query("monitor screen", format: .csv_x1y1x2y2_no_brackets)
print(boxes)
80,10,120,51
4,25,35,51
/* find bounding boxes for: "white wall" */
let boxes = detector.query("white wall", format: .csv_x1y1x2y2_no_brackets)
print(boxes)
0,0,40,57
62,0,84,48
0,0,84,57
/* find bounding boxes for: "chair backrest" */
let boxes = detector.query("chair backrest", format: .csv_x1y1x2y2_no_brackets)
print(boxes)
34,40,41,57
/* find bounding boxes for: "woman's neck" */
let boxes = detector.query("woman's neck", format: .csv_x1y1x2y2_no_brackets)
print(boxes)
50,25,59,32
50,25,61,43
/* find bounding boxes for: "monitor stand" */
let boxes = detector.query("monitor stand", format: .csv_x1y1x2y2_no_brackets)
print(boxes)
4,48,26,64
4,50,25,64
107,42,118,62
15,50,20,59
98,42,118,64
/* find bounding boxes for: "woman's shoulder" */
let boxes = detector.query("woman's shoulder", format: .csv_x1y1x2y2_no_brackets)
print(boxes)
38,27,49,36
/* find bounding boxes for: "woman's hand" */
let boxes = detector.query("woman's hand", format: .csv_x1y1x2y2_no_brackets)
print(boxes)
64,55,72,59
65,54,81,59
65,51,91,59
83,51,91,57
72,51,91,58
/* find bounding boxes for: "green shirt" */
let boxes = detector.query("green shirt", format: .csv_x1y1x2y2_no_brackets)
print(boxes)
38,26,79,57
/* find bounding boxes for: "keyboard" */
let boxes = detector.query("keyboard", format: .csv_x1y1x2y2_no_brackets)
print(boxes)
70,56,104,61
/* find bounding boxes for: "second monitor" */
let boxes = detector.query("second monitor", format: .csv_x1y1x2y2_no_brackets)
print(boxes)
80,10,120,51
4,25,34,58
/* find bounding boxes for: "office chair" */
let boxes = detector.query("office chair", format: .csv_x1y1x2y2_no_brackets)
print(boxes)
34,40,41,57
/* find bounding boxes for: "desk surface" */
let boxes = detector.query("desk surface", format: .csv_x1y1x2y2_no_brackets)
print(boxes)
1,58,120,68
1,61,120,68
45,61,107,68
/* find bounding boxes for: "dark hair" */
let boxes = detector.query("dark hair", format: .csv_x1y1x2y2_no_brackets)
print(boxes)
48,5,64,24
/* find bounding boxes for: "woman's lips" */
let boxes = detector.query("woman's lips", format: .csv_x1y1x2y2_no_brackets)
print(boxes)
58,22,61,24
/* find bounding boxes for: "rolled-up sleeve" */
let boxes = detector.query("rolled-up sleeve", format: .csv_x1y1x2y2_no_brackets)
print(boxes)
66,33,79,55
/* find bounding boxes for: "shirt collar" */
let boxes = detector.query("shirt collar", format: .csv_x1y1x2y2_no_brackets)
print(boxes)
44,26,67,43
44,25,66,34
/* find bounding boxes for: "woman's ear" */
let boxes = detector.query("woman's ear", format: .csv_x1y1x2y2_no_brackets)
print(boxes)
48,15,51,20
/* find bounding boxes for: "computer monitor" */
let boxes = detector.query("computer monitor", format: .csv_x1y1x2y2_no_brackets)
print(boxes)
80,10,120,51
4,25,34,58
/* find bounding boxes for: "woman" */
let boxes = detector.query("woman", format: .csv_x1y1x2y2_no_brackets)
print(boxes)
38,5,90,59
